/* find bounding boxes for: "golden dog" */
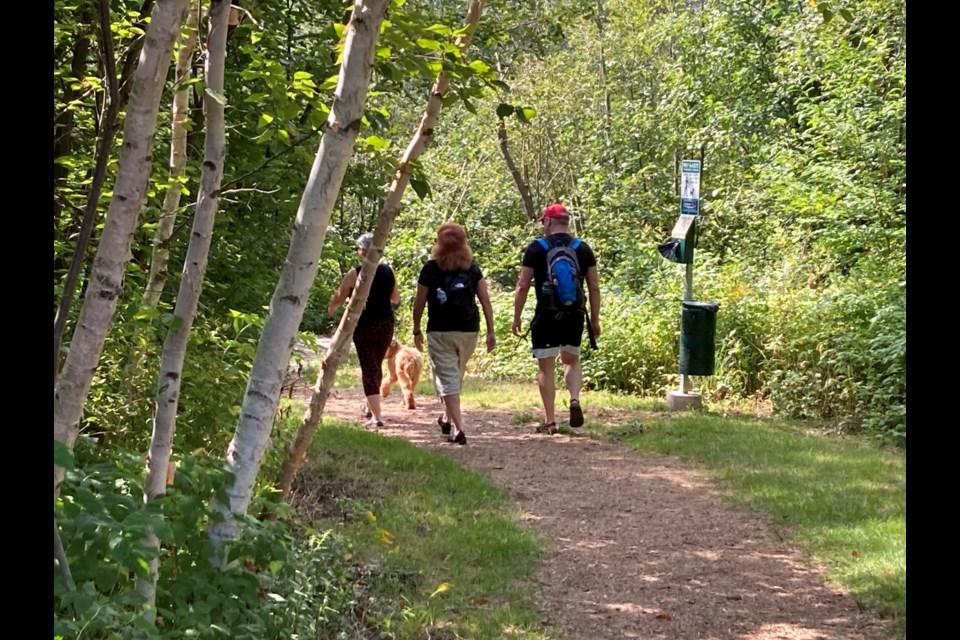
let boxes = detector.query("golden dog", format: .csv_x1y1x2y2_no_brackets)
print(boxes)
380,338,422,409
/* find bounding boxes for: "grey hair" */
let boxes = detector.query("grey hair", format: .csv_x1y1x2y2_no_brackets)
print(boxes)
356,232,374,251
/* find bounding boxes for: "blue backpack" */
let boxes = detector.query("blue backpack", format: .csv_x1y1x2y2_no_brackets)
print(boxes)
537,237,584,311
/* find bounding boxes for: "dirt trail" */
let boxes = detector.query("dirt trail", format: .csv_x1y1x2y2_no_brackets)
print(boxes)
293,370,890,640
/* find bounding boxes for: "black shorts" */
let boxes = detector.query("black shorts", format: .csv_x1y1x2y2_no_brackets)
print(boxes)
531,309,585,351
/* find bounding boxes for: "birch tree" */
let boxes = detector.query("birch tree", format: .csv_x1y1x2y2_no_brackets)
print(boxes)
54,0,120,385
142,0,201,310
53,0,191,501
277,0,487,497
135,0,230,618
208,0,390,546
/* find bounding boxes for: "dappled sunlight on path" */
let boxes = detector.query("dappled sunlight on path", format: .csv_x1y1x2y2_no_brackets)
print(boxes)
299,381,891,640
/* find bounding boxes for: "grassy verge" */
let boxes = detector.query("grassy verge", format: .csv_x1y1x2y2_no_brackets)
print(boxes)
293,415,549,639
603,411,906,636
316,366,906,638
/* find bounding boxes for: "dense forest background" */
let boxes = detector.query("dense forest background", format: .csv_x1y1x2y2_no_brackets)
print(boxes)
53,0,905,635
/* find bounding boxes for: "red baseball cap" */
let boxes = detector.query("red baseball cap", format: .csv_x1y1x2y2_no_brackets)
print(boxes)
538,203,570,222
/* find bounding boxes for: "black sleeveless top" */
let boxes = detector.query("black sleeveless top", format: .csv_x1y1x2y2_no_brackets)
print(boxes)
354,263,396,326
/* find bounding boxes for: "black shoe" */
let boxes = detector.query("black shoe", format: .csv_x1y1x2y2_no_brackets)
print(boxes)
536,422,558,435
569,400,584,428
448,430,466,445
438,415,452,435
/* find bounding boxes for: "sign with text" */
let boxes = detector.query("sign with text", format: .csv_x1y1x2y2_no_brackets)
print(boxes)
680,159,701,215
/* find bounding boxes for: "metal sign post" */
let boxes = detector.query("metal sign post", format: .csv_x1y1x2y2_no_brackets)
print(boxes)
678,160,700,396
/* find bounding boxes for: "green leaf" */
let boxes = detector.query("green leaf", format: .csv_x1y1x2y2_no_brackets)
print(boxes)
416,38,441,51
410,179,431,200
257,113,274,129
133,307,161,321
54,440,75,470
320,75,339,91
469,60,490,74
205,88,228,106
838,8,853,22
461,97,477,114
496,103,514,118
516,107,537,124
161,314,185,332
364,135,390,151
424,23,452,36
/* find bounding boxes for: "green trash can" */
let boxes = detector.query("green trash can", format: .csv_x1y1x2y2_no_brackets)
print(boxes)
679,301,719,376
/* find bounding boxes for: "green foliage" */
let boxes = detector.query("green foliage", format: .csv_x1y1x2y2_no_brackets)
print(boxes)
54,445,401,640
613,413,906,635
765,273,906,445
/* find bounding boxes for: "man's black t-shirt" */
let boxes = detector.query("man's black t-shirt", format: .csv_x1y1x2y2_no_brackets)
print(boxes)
417,260,483,332
521,233,596,314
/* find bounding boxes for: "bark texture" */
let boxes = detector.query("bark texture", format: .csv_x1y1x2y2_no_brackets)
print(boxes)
53,0,192,501
54,0,121,385
142,0,201,309
208,0,390,546
135,0,229,619
277,0,486,497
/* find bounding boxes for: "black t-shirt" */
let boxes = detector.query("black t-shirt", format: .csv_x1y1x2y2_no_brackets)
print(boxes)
354,262,396,326
521,233,597,314
417,260,483,332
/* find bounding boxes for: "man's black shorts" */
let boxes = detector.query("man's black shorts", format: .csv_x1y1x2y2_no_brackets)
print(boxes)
531,309,584,352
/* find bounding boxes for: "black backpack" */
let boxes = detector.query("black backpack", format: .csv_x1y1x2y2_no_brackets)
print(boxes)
436,269,476,319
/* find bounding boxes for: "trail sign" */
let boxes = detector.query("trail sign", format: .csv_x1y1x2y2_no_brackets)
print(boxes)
680,160,701,200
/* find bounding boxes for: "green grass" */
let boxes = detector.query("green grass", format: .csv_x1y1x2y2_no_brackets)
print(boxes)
299,419,550,639
315,370,906,638
608,412,906,637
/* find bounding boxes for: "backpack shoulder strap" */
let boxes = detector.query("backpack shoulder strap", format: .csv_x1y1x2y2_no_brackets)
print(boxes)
571,238,582,250
536,238,549,250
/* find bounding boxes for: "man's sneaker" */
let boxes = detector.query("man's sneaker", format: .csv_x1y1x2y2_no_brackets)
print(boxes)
368,418,384,429
536,422,559,435
360,401,372,420
569,400,584,428
438,415,452,436
448,430,467,445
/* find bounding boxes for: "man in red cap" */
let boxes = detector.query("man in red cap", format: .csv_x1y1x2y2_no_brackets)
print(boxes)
511,203,601,434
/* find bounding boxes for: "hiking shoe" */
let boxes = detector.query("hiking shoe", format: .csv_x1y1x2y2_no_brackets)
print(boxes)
536,422,559,435
438,415,452,436
448,430,467,445
569,400,584,428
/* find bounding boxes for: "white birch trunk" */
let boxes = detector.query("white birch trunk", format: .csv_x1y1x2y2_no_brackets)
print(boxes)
134,0,229,619
53,0,191,501
208,0,389,546
277,0,486,497
143,0,201,309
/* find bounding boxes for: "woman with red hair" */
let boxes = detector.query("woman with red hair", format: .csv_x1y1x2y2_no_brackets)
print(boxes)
412,223,496,445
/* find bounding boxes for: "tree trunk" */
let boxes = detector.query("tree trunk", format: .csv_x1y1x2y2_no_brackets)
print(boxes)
142,0,201,310
208,0,390,548
496,117,536,220
54,0,121,387
277,0,486,498
53,6,93,237
53,0,191,502
134,0,229,619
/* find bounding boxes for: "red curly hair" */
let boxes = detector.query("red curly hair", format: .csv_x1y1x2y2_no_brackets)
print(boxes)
432,222,474,272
